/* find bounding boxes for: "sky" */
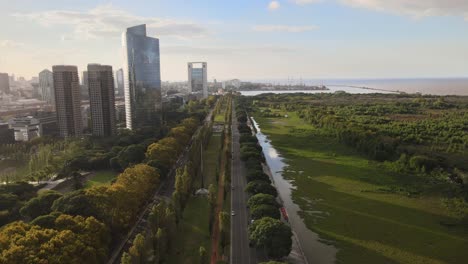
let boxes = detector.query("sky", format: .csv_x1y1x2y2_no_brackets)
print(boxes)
0,0,467,81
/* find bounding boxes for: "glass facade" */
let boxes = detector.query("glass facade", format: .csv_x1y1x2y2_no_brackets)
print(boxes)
122,24,162,130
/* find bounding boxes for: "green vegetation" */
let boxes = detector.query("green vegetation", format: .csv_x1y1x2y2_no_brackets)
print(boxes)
235,104,293,261
246,93,468,264
84,170,116,188
168,196,211,264
0,96,217,263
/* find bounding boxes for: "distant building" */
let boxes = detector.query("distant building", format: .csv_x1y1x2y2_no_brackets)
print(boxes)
81,71,89,99
87,64,116,137
115,103,126,123
53,65,83,138
31,83,41,99
115,68,125,95
8,74,15,83
39,69,54,105
122,24,162,130
188,62,207,98
224,79,241,89
0,123,14,144
8,113,57,142
0,73,10,94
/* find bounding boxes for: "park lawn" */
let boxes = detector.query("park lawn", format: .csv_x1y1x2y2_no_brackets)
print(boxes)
167,196,211,264
84,170,116,188
253,110,468,264
214,114,225,123
197,133,221,188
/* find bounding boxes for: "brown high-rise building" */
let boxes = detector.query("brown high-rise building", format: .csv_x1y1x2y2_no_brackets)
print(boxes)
52,65,83,138
87,64,116,137
0,73,10,94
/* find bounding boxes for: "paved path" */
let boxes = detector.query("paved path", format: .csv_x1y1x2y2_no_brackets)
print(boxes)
230,105,256,264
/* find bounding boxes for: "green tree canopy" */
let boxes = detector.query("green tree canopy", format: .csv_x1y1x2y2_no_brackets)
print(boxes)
248,217,292,258
245,181,278,197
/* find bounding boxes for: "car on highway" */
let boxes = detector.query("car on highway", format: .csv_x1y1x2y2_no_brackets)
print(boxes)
231,210,236,216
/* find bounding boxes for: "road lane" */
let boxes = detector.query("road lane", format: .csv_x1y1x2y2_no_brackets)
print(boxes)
230,104,256,264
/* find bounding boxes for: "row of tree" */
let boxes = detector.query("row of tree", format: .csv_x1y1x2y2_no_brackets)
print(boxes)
236,103,293,260
120,99,218,264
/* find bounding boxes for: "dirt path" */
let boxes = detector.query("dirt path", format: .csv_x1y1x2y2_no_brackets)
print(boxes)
210,125,229,264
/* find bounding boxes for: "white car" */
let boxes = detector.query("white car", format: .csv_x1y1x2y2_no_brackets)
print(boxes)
231,210,236,216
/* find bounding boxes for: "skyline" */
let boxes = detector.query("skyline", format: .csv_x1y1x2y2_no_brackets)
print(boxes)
1,0,468,80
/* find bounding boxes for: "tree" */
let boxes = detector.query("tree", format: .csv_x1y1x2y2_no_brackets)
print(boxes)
170,126,191,145
146,137,181,167
0,214,109,264
20,190,62,220
208,184,217,208
52,190,102,219
129,233,146,264
245,181,278,197
249,217,292,258
246,170,271,183
121,252,132,264
117,144,146,169
251,204,280,220
219,211,230,253
199,246,208,264
247,194,279,209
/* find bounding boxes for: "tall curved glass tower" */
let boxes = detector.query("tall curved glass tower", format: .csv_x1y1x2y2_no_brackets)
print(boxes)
122,24,162,130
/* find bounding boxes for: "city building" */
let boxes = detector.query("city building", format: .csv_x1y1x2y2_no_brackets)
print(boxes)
122,24,162,130
0,122,14,144
0,73,10,94
39,69,54,105
87,64,116,137
8,113,57,141
52,65,83,138
115,68,125,96
81,71,89,99
188,62,207,98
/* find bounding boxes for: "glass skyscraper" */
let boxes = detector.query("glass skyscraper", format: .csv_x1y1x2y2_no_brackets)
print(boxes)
188,62,208,98
122,24,162,130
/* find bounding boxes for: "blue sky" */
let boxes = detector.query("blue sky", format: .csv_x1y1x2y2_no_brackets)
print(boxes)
0,0,467,80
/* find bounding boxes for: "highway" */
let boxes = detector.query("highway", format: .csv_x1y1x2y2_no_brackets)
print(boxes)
230,104,256,264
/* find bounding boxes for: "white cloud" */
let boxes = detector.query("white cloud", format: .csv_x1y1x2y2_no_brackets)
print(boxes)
0,40,25,48
12,4,209,40
268,1,281,10
339,0,468,20
290,0,322,5
253,24,319,32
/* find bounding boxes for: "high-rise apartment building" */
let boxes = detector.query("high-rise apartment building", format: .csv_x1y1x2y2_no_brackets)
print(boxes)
39,69,54,105
81,71,89,99
188,62,208,98
52,65,83,138
122,24,162,130
115,68,125,96
87,64,116,137
0,73,10,94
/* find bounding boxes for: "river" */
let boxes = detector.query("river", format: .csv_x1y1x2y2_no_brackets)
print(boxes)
243,78,468,96
252,118,337,264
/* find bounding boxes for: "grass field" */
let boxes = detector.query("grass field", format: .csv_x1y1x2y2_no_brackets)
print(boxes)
167,196,211,264
84,170,116,188
253,110,468,264
168,133,222,263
